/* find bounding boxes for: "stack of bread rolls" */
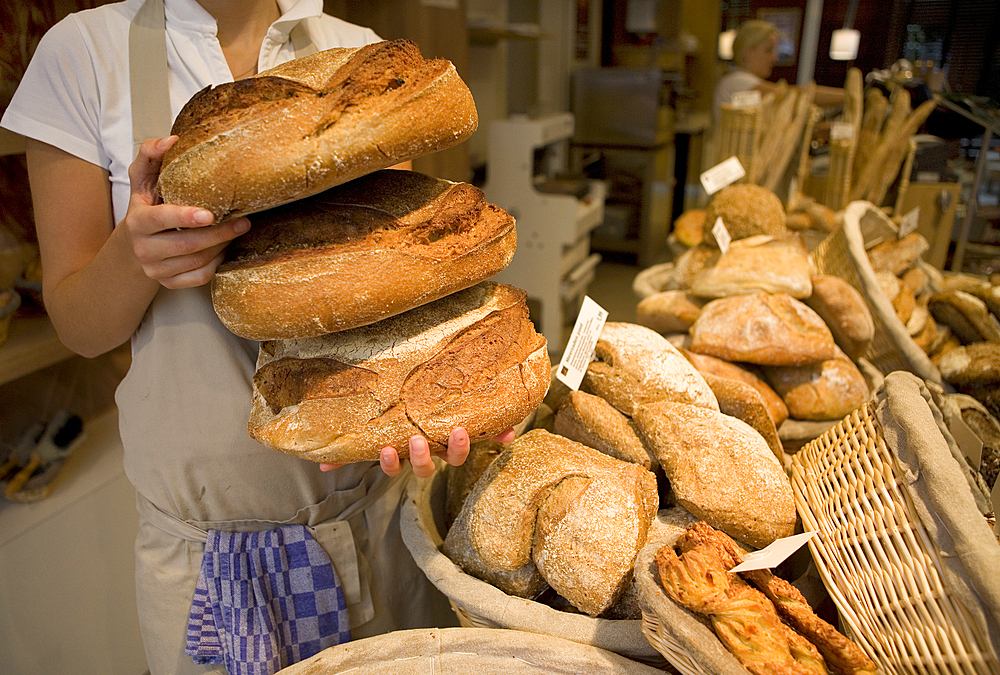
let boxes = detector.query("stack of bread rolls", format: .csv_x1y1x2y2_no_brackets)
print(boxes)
157,39,551,463
637,184,873,452
441,320,800,619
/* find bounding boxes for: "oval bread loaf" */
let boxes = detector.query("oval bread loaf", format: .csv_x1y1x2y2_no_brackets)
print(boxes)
158,39,478,221
212,170,516,340
248,282,549,463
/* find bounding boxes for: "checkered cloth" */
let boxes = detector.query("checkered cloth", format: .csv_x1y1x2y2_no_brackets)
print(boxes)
185,524,351,675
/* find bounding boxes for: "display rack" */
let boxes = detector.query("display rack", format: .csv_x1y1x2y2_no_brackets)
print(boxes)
483,113,606,354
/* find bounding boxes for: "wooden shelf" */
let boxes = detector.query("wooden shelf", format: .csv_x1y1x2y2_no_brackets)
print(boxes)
0,315,74,386
0,128,26,156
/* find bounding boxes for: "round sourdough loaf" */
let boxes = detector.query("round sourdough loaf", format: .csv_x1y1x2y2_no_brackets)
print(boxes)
211,169,516,340
157,39,478,221
248,282,550,464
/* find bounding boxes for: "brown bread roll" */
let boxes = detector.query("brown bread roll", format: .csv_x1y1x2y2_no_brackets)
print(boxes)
867,233,930,276
701,373,785,464
680,349,789,426
702,184,788,248
928,290,1000,344
689,292,837,367
248,282,549,464
804,274,875,362
763,350,870,421
581,322,718,416
673,209,706,248
690,234,813,299
212,170,516,340
632,399,796,548
554,391,655,468
635,290,703,334
158,39,478,221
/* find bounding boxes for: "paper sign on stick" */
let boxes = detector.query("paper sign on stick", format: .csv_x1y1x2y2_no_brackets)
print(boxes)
556,296,608,391
729,531,816,573
700,156,745,196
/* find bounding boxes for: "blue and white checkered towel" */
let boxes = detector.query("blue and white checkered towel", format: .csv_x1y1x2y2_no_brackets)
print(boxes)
185,524,351,675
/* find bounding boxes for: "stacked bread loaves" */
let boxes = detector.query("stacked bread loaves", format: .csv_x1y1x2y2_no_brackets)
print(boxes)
158,39,550,462
637,184,873,451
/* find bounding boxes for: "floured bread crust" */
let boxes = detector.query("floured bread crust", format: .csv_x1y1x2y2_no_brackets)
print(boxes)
158,39,478,220
248,282,549,463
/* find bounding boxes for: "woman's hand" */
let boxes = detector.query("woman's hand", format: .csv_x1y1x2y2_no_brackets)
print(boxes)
319,427,517,478
124,135,251,288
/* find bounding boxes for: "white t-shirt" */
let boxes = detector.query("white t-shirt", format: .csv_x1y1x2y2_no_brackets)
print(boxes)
0,0,383,521
712,67,763,126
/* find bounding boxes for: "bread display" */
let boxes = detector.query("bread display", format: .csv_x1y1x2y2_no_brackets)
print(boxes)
211,169,516,340
443,429,658,615
581,322,719,415
632,399,796,548
702,184,788,248
689,233,813,299
158,39,478,221
690,292,838,367
248,282,549,463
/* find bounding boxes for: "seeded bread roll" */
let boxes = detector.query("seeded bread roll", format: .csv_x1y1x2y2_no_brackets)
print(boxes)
702,184,788,248
249,282,549,464
158,39,478,221
211,170,516,340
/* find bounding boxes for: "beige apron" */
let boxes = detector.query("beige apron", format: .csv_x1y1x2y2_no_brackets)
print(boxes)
124,2,454,673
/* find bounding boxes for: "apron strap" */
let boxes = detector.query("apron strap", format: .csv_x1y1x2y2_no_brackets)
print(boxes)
129,0,172,158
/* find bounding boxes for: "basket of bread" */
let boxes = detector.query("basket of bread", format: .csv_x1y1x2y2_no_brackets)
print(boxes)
274,627,669,674
790,371,1000,674
401,319,824,668
631,183,879,453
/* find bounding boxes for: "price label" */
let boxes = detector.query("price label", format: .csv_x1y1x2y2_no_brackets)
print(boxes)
898,206,921,238
730,531,816,573
712,217,732,255
731,89,762,109
700,156,746,196
556,296,608,391
830,121,854,141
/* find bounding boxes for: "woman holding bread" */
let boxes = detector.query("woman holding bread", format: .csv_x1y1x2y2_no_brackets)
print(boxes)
2,0,498,672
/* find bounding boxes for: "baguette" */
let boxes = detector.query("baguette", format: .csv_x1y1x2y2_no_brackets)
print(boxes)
248,282,549,463
212,169,516,339
158,39,478,221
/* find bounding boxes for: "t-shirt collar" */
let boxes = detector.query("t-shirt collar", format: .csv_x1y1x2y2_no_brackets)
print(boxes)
163,0,323,37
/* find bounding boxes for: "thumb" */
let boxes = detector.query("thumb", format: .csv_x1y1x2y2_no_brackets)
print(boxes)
129,135,178,206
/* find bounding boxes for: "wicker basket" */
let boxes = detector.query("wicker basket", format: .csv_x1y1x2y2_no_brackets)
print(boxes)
810,200,941,384
791,371,1000,675
632,261,675,300
275,627,669,674
399,470,668,668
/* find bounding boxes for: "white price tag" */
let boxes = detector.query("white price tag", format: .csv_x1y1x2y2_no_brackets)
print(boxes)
729,531,816,573
700,156,746,196
830,121,854,141
898,206,921,238
712,217,732,255
556,296,608,391
731,89,762,109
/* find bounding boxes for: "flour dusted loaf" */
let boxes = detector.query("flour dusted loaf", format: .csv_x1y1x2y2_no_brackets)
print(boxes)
158,39,478,221
249,282,549,463
689,234,813,299
211,170,516,340
443,429,658,615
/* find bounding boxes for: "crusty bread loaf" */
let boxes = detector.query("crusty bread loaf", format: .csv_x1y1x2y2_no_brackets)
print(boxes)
690,292,837,367
248,282,549,463
635,290,703,334
804,274,875,362
680,348,789,426
632,400,796,548
211,170,516,340
929,290,1000,344
763,349,870,421
581,322,718,416
443,429,658,615
554,391,655,468
702,184,788,248
701,373,785,464
690,234,813,299
158,39,478,221
867,233,929,276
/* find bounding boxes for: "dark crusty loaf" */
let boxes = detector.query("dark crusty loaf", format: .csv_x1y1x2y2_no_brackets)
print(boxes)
158,39,478,221
211,170,516,340
248,282,549,464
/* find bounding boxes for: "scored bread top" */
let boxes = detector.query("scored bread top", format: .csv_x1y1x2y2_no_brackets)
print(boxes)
158,39,478,221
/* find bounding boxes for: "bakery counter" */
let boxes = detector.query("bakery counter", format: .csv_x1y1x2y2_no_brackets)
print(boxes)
0,407,148,675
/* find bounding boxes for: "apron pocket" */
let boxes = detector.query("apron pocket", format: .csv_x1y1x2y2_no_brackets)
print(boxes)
308,519,375,628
